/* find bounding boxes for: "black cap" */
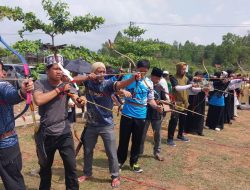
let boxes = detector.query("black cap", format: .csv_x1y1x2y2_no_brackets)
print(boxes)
194,71,203,76
137,60,150,69
226,69,234,76
151,67,163,77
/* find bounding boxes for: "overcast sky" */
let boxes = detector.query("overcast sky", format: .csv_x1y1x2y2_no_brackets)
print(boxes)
1,0,250,51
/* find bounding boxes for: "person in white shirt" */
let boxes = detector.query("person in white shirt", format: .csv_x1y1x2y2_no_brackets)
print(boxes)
159,71,170,101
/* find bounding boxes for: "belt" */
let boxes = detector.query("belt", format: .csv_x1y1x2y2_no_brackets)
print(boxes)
0,130,16,140
0,100,6,105
126,101,146,107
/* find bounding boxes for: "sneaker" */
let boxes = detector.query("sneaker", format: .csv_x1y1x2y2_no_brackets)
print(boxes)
167,139,176,146
215,128,221,131
177,135,190,142
131,163,143,173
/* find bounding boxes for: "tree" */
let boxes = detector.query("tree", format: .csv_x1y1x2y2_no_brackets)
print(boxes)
123,23,146,41
0,0,105,45
0,6,23,21
114,31,124,43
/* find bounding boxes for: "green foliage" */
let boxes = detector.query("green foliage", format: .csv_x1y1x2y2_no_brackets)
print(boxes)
99,31,250,74
0,47,11,57
0,6,24,21
58,45,102,63
13,40,42,55
30,63,46,80
123,24,146,41
1,0,105,45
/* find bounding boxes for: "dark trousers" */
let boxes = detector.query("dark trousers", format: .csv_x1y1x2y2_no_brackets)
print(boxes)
168,111,186,140
0,143,26,190
39,132,79,190
206,105,224,130
117,115,146,166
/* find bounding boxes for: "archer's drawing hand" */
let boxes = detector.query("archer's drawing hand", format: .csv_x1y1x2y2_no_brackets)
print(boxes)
21,79,34,94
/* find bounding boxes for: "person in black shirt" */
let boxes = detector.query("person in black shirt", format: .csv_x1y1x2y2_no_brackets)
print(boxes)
140,67,169,161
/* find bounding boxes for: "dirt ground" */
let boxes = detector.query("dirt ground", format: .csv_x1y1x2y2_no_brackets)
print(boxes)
1,108,250,190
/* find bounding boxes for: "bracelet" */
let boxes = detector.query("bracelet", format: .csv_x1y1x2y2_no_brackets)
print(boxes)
55,88,60,95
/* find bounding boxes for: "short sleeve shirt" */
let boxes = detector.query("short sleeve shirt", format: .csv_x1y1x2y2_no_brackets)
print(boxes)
122,75,154,119
34,80,71,136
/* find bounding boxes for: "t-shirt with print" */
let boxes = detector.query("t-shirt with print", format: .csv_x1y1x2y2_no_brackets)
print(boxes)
34,80,74,136
122,74,154,119
84,79,116,127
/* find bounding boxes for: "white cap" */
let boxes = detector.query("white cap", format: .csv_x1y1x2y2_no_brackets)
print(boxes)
91,62,106,72
221,71,228,78
163,71,169,75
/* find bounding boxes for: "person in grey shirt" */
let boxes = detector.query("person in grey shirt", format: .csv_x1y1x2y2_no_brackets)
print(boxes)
74,62,141,188
33,54,85,190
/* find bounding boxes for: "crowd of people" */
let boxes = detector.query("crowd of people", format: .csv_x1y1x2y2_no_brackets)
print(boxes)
0,57,249,189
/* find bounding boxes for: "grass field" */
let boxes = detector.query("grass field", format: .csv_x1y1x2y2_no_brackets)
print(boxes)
1,109,250,190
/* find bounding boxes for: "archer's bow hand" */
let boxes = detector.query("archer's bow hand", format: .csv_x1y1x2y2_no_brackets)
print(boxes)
162,104,171,112
76,96,87,108
21,79,34,95
87,73,97,80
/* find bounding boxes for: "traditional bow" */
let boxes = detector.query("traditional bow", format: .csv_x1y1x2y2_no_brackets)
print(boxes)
108,39,136,71
0,36,33,121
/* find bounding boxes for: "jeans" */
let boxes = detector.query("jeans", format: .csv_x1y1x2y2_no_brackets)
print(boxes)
0,143,26,190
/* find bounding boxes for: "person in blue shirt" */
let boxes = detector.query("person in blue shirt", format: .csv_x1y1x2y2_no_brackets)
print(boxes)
0,61,34,190
206,72,242,131
74,62,141,188
117,60,162,173
206,72,229,131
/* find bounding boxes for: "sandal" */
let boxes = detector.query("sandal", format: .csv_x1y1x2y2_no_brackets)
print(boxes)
154,153,164,161
111,177,120,188
78,175,90,183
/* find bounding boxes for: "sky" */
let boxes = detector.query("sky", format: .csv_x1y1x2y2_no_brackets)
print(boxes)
1,0,250,51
